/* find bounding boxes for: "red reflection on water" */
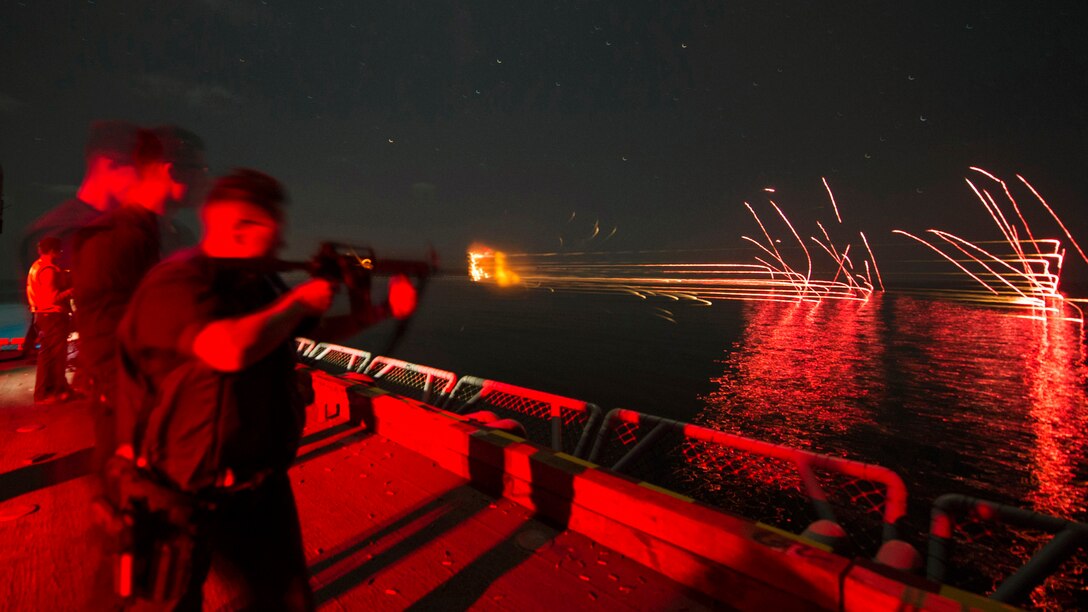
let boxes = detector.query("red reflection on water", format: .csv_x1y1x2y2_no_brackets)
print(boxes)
889,298,1088,608
698,295,1087,606
891,298,1088,520
698,296,884,453
700,295,1088,520
1023,315,1088,519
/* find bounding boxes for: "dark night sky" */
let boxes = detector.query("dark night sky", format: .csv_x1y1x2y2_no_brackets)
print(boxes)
2,1,1086,284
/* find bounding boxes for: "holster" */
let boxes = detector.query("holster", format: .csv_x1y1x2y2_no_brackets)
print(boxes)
98,456,206,603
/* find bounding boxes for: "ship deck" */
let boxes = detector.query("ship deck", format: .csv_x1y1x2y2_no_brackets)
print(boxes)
0,359,721,610
0,352,1006,611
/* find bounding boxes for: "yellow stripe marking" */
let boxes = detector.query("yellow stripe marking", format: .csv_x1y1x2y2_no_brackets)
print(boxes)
554,453,598,469
638,482,695,502
356,387,389,397
754,523,832,552
487,430,526,443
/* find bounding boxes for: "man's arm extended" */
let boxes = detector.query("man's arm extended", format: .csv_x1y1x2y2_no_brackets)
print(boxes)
307,274,417,342
192,279,335,372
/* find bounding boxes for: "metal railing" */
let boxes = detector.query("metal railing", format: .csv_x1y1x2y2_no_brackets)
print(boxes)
308,342,372,373
927,494,1088,606
365,355,457,406
445,376,602,458
288,339,1086,604
588,409,909,555
295,337,317,358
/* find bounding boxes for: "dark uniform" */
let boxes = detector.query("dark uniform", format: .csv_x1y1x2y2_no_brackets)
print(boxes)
117,247,313,610
72,205,162,472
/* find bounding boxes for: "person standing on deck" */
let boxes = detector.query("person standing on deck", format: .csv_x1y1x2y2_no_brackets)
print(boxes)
26,236,73,403
113,169,416,609
72,126,207,477
20,120,140,361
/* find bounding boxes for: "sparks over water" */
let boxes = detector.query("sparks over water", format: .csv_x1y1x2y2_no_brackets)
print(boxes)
893,168,1086,322
467,179,882,306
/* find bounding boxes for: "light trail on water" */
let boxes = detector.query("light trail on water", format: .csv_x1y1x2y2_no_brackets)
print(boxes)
467,180,881,306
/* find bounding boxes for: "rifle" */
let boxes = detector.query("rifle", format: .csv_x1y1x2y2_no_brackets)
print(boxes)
271,241,436,285
273,242,438,354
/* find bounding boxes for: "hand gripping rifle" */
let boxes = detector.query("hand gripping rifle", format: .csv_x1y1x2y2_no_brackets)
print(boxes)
272,242,438,354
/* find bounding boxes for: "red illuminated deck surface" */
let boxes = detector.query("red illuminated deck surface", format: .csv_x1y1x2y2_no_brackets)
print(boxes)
0,361,719,610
